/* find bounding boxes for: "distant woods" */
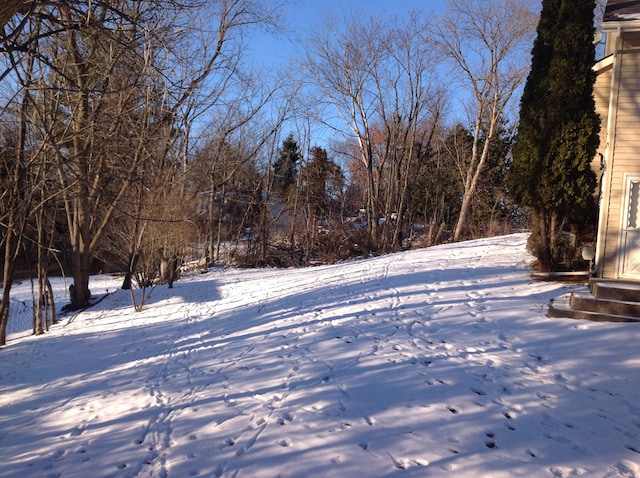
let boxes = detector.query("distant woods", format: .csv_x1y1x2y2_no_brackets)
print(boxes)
0,0,538,343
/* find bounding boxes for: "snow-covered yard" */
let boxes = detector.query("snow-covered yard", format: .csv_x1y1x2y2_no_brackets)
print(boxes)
1,233,639,477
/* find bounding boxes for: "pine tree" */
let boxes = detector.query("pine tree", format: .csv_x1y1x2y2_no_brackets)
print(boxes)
305,146,331,218
304,146,344,218
272,133,301,196
508,0,600,268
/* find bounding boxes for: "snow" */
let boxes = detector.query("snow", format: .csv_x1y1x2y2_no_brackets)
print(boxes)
615,14,640,21
1,233,639,478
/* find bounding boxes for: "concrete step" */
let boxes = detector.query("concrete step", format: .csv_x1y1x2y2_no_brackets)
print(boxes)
547,295,640,323
571,290,640,317
590,279,640,302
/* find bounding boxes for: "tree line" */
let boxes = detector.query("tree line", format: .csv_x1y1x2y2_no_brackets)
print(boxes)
0,0,599,345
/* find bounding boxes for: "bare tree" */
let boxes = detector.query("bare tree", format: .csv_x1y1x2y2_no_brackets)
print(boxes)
2,0,285,311
433,0,536,242
0,39,53,345
42,1,179,309
304,11,442,251
189,67,288,264
0,108,29,346
371,16,444,250
303,14,383,248
0,1,33,32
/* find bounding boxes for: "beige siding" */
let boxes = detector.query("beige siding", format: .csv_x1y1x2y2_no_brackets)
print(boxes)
605,30,618,57
601,32,640,278
623,31,640,49
593,65,611,176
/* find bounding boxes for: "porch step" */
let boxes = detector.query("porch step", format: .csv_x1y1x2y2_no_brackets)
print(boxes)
590,278,640,302
548,294,640,323
571,290,640,317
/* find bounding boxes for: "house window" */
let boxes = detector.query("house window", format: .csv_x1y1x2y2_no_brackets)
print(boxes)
628,180,640,229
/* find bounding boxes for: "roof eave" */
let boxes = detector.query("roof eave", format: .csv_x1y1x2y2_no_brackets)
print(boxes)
602,19,640,31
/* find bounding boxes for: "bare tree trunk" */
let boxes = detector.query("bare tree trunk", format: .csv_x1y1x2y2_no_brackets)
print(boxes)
130,284,148,312
454,114,496,241
435,0,535,242
214,183,225,264
0,271,14,346
549,210,563,265
122,189,146,290
288,173,303,259
0,64,30,345
208,177,218,263
70,238,92,310
538,209,551,266
46,279,56,326
0,167,22,345
34,211,47,335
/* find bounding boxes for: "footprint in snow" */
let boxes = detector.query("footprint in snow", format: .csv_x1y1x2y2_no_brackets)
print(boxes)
447,437,461,454
471,387,487,396
549,465,589,477
67,424,85,437
525,448,541,459
446,405,460,414
625,444,640,454
484,430,498,449
410,357,433,367
276,413,293,425
503,409,518,420
467,291,486,300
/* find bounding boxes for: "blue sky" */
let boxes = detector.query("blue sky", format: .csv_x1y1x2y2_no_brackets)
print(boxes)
244,0,544,147
242,0,454,147
248,0,448,68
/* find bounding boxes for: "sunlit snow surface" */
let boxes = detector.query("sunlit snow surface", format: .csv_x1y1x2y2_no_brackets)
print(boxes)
1,234,639,478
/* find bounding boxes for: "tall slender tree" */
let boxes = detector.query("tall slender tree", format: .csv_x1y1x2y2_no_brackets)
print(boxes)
509,0,600,268
272,133,301,196
303,145,343,219
433,0,536,242
0,111,29,346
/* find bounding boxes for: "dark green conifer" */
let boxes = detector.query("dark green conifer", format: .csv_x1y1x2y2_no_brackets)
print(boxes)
508,0,600,267
272,133,301,196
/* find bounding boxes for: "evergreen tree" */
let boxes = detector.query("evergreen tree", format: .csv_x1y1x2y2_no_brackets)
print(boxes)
304,146,344,218
305,146,329,216
272,133,301,196
508,0,600,268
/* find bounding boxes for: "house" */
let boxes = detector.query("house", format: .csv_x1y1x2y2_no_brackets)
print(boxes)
593,0,640,281
548,0,640,321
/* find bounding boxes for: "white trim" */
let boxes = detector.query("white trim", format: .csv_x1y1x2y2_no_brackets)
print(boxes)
594,54,614,72
603,21,640,32
595,27,622,277
617,173,640,279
